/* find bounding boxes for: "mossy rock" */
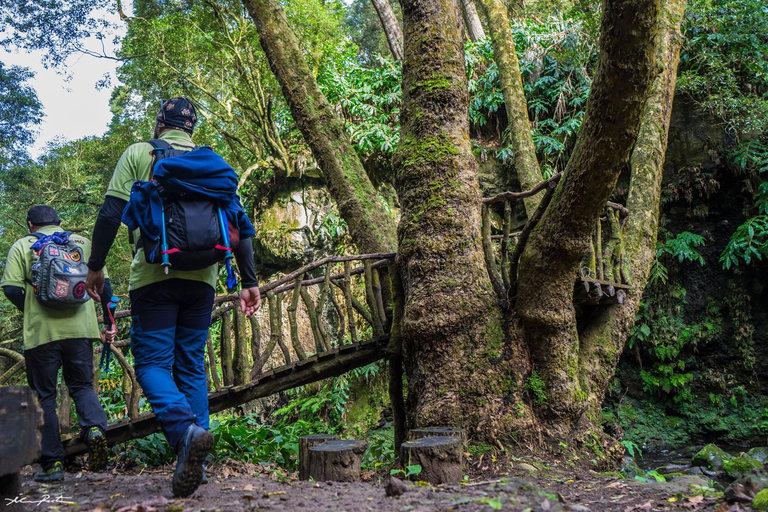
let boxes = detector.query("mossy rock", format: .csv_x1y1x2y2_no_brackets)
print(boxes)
691,444,731,471
620,458,643,479
754,489,768,512
723,453,763,480
748,447,768,465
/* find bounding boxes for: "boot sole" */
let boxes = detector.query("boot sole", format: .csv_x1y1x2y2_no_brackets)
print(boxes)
88,434,109,471
172,430,213,498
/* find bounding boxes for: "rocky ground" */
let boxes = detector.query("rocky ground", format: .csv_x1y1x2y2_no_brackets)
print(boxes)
6,457,745,512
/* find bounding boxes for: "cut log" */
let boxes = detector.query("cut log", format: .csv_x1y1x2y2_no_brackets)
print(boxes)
0,387,43,512
298,434,340,481
0,386,43,475
400,436,463,484
308,440,368,482
0,473,22,512
406,427,466,448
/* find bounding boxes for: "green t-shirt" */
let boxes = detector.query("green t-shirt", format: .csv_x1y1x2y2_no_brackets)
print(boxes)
106,130,217,291
1,226,102,350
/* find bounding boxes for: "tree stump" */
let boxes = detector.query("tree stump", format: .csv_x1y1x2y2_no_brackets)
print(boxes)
0,387,43,512
308,440,368,482
406,427,467,448
400,436,463,484
298,434,340,481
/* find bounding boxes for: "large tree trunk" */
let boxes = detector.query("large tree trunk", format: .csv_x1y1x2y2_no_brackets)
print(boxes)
515,0,661,430
371,0,404,60
577,0,687,425
393,0,505,433
459,0,486,41
476,0,542,216
243,0,398,254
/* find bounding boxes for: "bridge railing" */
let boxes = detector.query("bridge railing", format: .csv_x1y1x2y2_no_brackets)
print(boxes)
0,253,396,435
480,173,630,306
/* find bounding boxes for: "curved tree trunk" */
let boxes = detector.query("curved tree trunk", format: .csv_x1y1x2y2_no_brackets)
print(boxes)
243,0,398,254
459,0,486,41
476,0,543,216
371,0,404,60
578,0,687,423
394,0,505,433
516,0,661,429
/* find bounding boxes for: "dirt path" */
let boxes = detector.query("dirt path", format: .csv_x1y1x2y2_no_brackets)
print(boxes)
7,462,733,511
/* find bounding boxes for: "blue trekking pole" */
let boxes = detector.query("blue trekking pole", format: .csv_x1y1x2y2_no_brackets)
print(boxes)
216,208,237,289
160,202,171,274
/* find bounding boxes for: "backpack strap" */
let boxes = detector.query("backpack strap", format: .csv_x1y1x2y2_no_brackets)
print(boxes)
147,139,175,179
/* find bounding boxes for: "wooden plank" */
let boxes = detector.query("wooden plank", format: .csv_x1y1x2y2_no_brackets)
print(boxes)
0,387,43,475
63,336,390,457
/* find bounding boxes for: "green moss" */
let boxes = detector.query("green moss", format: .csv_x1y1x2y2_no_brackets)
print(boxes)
753,489,768,512
724,453,763,479
525,371,548,406
399,135,460,169
416,75,453,93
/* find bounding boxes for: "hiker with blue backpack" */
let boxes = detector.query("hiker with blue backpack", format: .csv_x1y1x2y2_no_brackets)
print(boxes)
1,205,115,482
84,97,262,498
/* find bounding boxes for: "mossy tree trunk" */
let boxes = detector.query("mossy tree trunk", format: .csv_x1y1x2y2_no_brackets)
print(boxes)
577,0,687,429
476,0,543,216
515,0,672,436
459,0,486,41
371,0,404,60
243,0,398,254
393,0,506,433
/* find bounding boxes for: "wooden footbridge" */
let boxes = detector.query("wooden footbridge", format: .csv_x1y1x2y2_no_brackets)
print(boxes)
0,175,632,455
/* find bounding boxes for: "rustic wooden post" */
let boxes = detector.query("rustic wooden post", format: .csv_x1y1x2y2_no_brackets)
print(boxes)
288,274,309,360
400,436,463,484
206,333,222,392
372,268,387,330
250,293,281,379
0,387,43,512
250,315,262,364
298,434,340,480
58,382,72,437
595,217,604,280
300,284,327,353
363,260,384,337
109,345,140,420
500,200,513,289
343,261,357,343
308,440,368,482
314,264,334,351
481,203,505,302
266,290,291,365
328,283,345,346
233,307,251,385
220,312,234,386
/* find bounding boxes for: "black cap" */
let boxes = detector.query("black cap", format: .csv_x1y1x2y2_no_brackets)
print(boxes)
156,97,197,134
27,205,61,226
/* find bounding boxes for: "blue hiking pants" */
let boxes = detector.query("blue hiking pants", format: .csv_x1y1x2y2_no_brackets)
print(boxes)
130,279,214,451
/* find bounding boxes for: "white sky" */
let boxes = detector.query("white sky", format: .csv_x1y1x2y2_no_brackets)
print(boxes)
1,8,125,158
2,49,120,158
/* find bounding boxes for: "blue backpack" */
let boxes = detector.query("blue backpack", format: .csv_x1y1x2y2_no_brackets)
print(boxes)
123,139,253,282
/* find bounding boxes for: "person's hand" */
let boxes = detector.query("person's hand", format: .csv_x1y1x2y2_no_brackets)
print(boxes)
240,286,261,317
86,269,105,300
101,325,117,344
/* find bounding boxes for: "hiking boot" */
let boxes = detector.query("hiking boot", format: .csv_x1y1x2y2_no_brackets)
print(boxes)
85,426,109,471
34,461,64,483
172,425,213,498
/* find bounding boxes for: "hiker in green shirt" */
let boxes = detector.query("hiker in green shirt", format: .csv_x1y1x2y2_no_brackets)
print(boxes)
1,205,115,482
85,98,261,498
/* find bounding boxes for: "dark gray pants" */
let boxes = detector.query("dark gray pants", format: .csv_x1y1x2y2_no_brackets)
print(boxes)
24,338,107,468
